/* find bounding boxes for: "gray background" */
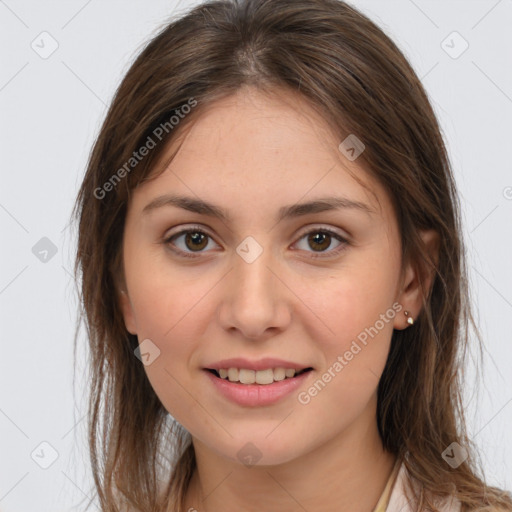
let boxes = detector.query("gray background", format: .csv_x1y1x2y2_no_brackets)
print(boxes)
0,0,511,510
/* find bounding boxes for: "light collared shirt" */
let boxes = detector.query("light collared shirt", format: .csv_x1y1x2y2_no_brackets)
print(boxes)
372,459,461,512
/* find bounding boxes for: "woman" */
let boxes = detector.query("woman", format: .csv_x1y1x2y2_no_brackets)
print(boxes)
72,0,512,510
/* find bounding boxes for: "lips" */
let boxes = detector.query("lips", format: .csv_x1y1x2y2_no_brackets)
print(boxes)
204,364,313,407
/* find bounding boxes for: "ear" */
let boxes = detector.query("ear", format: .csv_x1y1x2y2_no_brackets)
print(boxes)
119,288,138,335
114,258,138,335
393,229,440,330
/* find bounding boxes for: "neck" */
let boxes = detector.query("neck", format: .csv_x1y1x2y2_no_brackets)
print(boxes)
183,395,397,512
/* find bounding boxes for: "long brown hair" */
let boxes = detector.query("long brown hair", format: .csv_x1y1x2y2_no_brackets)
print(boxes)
72,0,512,511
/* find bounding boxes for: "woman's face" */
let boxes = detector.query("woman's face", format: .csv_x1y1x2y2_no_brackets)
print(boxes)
119,86,413,466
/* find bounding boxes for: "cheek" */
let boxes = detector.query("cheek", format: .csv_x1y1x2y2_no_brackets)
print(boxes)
126,244,211,340
300,259,399,350
128,284,206,428
290,254,398,409
294,283,395,434
125,264,219,411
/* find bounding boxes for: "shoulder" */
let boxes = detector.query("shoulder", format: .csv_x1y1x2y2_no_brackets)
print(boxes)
386,462,461,512
387,463,512,512
463,508,512,512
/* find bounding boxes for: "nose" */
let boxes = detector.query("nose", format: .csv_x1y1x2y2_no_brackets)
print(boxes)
217,244,292,341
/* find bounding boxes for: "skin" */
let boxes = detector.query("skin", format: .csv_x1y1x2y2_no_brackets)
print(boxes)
118,86,438,512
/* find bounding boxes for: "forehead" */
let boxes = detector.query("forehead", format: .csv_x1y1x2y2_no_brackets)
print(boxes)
130,87,390,222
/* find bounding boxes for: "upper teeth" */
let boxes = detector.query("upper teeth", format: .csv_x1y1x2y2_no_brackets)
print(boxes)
218,368,299,384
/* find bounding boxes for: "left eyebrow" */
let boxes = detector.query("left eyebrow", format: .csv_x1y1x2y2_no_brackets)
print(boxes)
141,194,376,222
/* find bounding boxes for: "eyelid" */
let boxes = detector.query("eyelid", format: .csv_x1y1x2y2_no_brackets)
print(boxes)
163,224,215,243
294,223,349,240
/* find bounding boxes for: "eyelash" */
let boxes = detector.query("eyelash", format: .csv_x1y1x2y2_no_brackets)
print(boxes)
162,224,349,260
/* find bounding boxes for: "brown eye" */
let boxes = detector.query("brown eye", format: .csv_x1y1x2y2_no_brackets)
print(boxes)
307,232,332,252
183,231,208,251
164,228,217,258
294,228,348,259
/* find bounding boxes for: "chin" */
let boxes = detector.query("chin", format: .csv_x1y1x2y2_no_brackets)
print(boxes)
197,432,306,468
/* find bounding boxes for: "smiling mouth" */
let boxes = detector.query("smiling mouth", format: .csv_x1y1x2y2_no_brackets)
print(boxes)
206,367,313,385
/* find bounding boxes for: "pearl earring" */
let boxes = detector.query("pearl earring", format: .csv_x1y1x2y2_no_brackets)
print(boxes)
404,310,414,326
